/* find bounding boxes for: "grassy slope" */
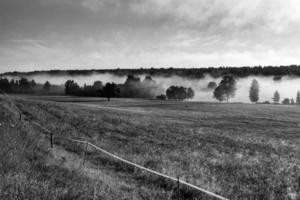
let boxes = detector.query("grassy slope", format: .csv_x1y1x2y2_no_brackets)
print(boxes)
1,95,300,200
0,96,132,200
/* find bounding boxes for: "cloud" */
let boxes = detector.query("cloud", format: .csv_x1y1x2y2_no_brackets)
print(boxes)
0,0,300,73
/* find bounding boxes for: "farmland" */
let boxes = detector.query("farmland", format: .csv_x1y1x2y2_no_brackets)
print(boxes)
1,95,300,200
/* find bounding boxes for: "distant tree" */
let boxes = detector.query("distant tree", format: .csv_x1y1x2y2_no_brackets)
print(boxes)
120,74,160,98
30,80,36,87
273,76,282,81
121,74,142,98
93,81,103,89
282,98,290,105
249,79,259,103
272,91,280,104
65,80,80,95
291,98,295,104
296,91,300,105
44,81,51,91
92,81,103,96
262,101,270,104
19,77,30,89
156,94,167,100
166,86,194,101
213,75,237,102
207,81,217,89
102,82,120,101
187,87,195,100
0,78,11,92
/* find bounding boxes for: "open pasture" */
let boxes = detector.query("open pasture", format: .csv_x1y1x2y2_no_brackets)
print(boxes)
3,95,300,199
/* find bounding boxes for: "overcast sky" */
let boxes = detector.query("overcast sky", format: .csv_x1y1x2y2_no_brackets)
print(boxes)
1,0,300,73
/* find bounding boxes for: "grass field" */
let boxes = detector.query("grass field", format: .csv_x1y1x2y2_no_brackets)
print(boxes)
1,95,299,200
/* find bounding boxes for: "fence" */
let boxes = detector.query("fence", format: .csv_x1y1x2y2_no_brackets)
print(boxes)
3,93,229,200
37,126,229,200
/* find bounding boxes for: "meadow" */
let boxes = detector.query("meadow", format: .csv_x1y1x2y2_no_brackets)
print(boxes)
1,95,299,200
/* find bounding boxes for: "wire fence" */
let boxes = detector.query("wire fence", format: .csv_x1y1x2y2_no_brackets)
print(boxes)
2,93,229,200
37,126,229,200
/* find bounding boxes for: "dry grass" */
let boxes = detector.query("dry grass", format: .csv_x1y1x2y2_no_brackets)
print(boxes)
0,97,127,200
1,95,300,199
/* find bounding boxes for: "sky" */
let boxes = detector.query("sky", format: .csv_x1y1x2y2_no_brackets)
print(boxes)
1,0,300,73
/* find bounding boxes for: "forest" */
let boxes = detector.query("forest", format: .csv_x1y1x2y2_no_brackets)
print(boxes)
3,65,300,79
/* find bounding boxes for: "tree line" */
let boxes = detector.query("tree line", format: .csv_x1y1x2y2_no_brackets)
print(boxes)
64,75,195,101
1,75,300,104
4,65,300,79
0,77,63,94
0,77,37,93
210,75,300,105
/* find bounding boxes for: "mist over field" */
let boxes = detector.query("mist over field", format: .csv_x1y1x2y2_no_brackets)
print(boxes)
4,73,300,103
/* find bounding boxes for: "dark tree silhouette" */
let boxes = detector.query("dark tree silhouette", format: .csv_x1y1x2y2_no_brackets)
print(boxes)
44,81,51,91
166,86,194,101
291,98,295,104
156,94,167,100
207,81,217,89
272,91,280,104
65,80,80,95
273,76,282,81
0,78,11,92
92,81,103,96
102,82,120,101
6,65,300,79
249,79,259,103
296,91,300,105
187,88,195,99
120,74,160,98
19,77,30,89
213,75,237,102
282,98,290,105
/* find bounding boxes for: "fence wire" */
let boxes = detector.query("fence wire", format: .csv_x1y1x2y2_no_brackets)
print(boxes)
2,93,229,200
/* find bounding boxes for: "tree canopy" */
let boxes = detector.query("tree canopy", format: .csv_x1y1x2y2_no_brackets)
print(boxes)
249,79,259,103
102,82,120,101
213,75,237,102
272,91,280,103
296,91,300,104
5,65,300,79
166,86,194,101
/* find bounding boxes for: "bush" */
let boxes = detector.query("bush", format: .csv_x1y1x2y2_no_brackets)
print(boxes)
282,98,290,105
156,94,167,100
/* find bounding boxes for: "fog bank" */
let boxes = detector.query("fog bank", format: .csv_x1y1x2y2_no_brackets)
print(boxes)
4,73,300,103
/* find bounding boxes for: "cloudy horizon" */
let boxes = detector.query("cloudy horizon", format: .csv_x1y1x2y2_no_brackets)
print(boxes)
1,0,300,73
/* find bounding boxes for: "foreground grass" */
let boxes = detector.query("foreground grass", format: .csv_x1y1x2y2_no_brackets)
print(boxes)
0,97,139,200
3,95,300,199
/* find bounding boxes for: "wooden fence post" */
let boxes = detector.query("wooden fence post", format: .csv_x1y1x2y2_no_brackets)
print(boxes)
177,176,180,200
82,142,88,166
50,133,53,148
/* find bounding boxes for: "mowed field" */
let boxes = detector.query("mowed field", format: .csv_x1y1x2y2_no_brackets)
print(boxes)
1,95,300,200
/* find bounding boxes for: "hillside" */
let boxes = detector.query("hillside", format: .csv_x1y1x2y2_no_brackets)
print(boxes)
0,95,299,199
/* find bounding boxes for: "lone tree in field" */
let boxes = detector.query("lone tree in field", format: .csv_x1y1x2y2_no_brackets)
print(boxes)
272,90,280,104
249,79,259,103
102,82,120,101
296,91,300,105
44,81,51,91
213,75,237,102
